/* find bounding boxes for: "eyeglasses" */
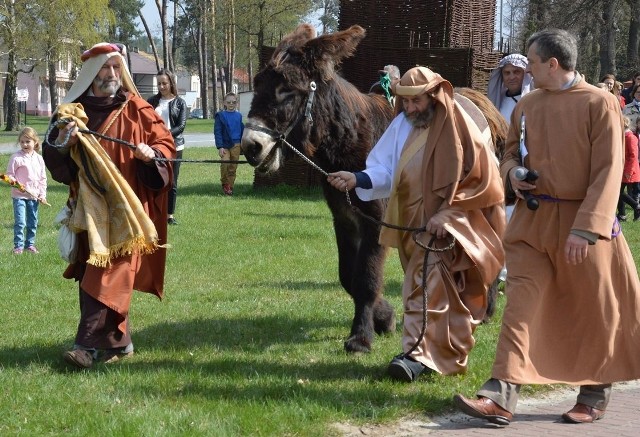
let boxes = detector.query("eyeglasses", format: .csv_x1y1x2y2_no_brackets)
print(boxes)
226,101,237,104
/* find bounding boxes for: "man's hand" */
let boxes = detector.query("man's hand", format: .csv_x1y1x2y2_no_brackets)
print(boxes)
564,233,589,265
56,121,79,150
134,143,155,163
509,167,536,199
327,171,356,192
219,148,227,158
425,211,449,239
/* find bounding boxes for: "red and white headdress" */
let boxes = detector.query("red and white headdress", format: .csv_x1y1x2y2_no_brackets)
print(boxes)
63,42,139,104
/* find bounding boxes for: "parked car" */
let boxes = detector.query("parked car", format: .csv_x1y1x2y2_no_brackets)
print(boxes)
189,108,204,119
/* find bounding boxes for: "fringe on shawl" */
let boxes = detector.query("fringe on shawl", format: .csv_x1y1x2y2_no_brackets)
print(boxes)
87,236,163,268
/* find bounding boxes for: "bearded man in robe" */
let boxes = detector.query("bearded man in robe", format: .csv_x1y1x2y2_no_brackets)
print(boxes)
43,43,175,369
327,66,506,381
455,28,640,426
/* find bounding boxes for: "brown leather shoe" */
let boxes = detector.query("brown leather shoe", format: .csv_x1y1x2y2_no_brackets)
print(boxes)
63,349,94,369
562,403,605,423
453,394,513,425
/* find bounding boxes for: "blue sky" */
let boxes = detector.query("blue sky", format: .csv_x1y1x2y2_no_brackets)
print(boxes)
139,1,165,35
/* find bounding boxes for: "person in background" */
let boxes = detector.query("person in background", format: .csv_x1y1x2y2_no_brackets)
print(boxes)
487,53,534,282
6,127,47,254
43,42,175,369
601,73,615,92
621,71,640,103
214,92,244,196
487,54,534,123
328,66,505,382
623,84,640,129
617,116,640,222
369,64,402,107
612,81,626,108
455,28,640,426
148,69,187,225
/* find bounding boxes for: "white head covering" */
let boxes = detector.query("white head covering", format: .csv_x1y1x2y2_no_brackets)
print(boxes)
63,43,139,104
487,54,533,110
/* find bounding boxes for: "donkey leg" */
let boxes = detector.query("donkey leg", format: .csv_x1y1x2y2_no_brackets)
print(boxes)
334,229,373,352
373,295,396,335
334,218,393,352
358,211,395,336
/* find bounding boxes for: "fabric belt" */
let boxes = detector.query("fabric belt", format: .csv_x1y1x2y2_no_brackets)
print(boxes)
529,193,567,202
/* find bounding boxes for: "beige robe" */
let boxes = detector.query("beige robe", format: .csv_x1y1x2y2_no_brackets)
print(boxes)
382,96,506,375
493,77,640,385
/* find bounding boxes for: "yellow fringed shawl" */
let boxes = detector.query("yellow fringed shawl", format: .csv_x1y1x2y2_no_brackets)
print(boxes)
56,102,160,267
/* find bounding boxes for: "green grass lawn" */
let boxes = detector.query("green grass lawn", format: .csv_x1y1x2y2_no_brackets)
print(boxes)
1,147,639,435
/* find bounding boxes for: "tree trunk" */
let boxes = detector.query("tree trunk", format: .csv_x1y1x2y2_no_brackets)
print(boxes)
628,0,640,66
48,54,58,113
170,0,177,72
210,0,219,114
227,0,236,92
591,28,601,83
248,36,253,91
156,0,171,68
201,4,210,118
139,10,161,70
524,0,550,42
599,0,617,76
5,51,18,131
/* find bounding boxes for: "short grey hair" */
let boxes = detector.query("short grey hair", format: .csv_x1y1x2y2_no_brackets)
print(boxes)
526,29,577,71
383,64,401,80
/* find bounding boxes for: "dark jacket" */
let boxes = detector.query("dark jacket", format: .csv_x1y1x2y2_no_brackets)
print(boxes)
147,94,187,147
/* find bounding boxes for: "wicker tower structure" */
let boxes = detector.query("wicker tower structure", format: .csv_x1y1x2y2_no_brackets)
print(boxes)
339,0,502,93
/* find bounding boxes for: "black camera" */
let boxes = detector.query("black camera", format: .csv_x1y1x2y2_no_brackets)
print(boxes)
514,167,539,211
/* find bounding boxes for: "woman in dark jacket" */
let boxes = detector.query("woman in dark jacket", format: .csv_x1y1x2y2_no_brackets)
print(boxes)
148,69,187,225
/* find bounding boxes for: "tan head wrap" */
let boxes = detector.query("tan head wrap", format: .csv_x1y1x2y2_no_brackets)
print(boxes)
394,66,453,98
63,42,139,104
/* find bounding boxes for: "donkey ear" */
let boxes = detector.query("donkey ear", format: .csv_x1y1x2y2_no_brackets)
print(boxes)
276,23,317,51
303,25,366,77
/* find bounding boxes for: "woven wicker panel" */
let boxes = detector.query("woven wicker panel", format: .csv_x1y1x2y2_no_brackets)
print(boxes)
446,0,497,51
338,0,500,92
339,0,496,50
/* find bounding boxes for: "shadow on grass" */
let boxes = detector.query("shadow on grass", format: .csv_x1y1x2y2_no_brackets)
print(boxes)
0,313,400,377
178,180,323,201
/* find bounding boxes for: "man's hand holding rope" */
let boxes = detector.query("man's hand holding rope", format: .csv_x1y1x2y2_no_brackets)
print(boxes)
327,171,356,192
56,119,155,164
425,212,450,240
55,121,79,153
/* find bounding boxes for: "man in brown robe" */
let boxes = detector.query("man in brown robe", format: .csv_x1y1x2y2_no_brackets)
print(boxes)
455,28,640,425
328,67,506,381
43,43,175,368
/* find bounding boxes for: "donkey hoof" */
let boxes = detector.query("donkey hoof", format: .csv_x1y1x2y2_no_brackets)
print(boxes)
373,299,396,334
344,335,372,353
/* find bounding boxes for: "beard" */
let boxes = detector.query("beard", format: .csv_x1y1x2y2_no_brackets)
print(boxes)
404,104,435,128
93,76,122,96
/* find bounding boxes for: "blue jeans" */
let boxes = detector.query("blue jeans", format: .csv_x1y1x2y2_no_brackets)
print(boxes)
13,198,38,249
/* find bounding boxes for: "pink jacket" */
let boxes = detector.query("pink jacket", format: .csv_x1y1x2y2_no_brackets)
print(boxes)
6,150,47,199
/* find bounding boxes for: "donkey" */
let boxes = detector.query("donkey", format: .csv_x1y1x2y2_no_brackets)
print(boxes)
241,24,395,353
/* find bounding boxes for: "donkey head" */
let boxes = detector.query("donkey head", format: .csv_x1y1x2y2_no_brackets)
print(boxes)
241,24,366,173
